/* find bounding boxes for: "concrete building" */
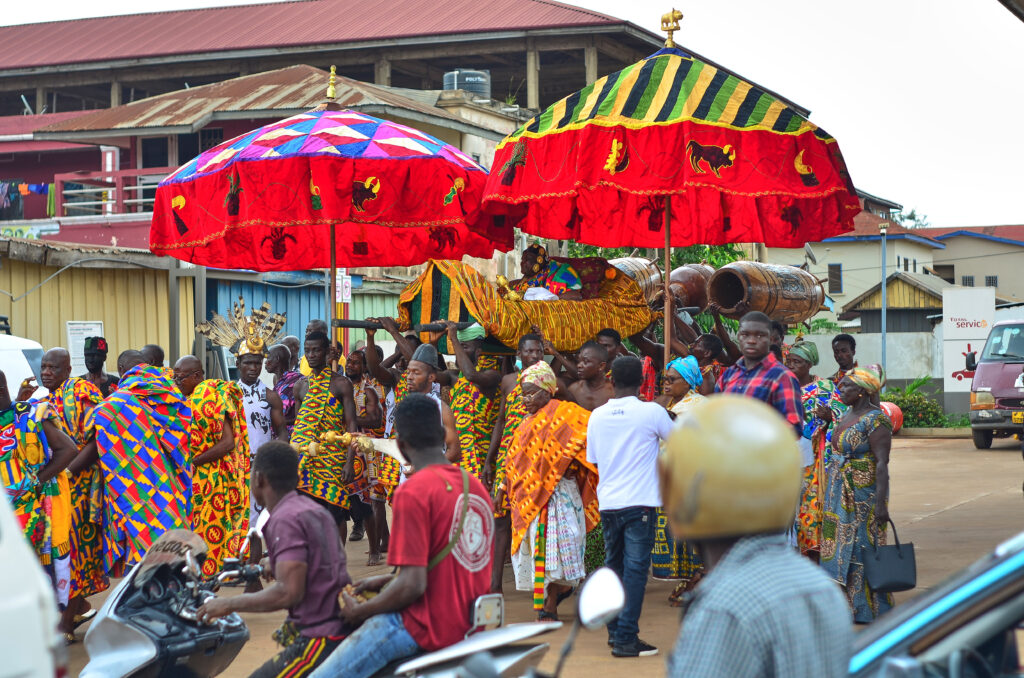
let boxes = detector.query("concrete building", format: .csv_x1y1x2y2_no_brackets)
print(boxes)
762,205,945,329
916,225,1024,302
0,0,801,117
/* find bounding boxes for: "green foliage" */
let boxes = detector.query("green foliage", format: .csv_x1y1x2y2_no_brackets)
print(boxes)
893,207,930,230
790,318,840,335
944,413,970,428
883,375,945,428
564,242,743,271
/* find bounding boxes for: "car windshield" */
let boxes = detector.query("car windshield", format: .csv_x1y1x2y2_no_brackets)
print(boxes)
980,324,1024,362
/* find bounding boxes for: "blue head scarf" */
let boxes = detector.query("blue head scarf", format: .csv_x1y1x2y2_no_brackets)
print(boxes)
667,355,703,390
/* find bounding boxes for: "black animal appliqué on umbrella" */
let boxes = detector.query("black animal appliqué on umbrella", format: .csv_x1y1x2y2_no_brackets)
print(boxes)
352,177,381,211
428,226,460,251
224,173,243,216
500,140,527,185
686,141,736,178
262,227,297,260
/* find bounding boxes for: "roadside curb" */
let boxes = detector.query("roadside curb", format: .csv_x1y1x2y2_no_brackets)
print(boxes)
898,427,971,439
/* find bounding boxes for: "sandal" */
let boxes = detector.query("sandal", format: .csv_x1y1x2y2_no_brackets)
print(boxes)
72,609,97,630
537,610,559,622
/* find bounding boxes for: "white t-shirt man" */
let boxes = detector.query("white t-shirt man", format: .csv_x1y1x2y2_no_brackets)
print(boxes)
586,395,674,510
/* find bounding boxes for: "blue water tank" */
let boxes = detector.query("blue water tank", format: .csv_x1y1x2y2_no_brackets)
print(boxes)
443,69,491,100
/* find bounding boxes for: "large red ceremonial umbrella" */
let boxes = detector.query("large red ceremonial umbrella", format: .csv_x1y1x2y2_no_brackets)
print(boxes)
481,25,860,363
150,76,509,273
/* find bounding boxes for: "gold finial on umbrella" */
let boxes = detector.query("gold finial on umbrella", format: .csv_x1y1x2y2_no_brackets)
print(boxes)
326,65,337,100
661,9,683,48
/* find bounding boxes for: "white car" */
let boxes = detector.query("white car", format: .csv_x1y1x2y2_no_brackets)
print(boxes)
0,492,66,676
0,334,46,399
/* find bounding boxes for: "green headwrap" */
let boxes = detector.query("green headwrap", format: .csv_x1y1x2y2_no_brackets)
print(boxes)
456,322,486,342
789,341,819,367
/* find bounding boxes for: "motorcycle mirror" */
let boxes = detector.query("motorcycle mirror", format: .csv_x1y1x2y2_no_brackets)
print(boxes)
185,549,202,579
254,508,270,538
577,567,625,631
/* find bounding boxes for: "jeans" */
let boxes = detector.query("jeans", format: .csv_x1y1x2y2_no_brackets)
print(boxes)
601,506,656,647
308,612,420,678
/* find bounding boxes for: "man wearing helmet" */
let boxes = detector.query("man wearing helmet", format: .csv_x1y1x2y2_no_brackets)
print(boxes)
660,396,852,677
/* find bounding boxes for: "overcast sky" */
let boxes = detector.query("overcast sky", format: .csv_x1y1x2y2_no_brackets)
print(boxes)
5,0,1023,228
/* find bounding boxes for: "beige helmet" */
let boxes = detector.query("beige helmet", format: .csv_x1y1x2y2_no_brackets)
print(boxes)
659,395,801,540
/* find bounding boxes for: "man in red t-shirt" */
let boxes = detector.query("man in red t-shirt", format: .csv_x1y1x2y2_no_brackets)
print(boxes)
308,394,495,678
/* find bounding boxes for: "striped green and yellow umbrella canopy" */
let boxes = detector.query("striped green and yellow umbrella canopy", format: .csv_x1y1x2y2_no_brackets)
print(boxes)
482,47,859,248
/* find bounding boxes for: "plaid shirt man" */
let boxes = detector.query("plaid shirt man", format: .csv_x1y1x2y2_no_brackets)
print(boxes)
667,534,852,678
715,352,803,435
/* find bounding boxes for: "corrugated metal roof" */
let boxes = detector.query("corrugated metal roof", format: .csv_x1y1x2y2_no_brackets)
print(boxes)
35,65,473,136
826,210,943,246
0,111,94,135
0,0,620,71
917,225,1024,244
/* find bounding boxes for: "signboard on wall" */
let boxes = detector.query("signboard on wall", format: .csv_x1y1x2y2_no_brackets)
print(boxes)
942,288,995,393
66,320,105,375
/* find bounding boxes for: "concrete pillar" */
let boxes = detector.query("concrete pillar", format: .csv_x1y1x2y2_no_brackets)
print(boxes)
374,58,392,87
35,86,46,114
584,44,599,85
526,41,540,110
110,81,122,107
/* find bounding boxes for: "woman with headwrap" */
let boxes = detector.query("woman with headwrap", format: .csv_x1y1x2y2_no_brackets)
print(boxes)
505,361,598,621
785,341,847,558
510,244,584,300
652,355,706,605
819,365,894,623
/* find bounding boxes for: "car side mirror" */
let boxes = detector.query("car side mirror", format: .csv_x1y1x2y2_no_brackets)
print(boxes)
577,567,625,631
966,352,977,371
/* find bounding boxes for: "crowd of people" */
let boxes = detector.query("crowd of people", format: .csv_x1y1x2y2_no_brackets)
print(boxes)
0,287,896,676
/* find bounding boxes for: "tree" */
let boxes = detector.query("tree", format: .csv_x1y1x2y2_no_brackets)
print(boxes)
893,207,930,230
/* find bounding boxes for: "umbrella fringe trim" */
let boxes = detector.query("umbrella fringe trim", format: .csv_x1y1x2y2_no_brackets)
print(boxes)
150,216,478,250
484,181,857,204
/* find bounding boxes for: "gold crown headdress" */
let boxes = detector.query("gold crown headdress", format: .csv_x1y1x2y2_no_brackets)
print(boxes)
195,295,287,358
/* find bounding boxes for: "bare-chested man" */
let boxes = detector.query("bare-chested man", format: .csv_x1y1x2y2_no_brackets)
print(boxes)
569,341,615,411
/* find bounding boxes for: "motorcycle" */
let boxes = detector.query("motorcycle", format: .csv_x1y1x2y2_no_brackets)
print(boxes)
371,566,626,678
82,513,626,678
81,529,262,678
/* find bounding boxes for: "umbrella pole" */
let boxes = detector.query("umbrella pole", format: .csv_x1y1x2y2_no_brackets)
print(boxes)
331,223,339,371
663,197,672,372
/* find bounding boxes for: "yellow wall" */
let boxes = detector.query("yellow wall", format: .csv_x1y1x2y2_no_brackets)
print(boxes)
0,258,194,371
855,279,942,310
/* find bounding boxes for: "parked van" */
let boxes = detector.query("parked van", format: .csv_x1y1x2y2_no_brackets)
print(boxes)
0,333,45,398
965,319,1024,449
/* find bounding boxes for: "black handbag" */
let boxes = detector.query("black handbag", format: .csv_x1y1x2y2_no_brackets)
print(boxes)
864,519,916,593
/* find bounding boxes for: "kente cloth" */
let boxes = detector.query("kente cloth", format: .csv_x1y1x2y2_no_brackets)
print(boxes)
820,408,894,623
0,401,69,565
701,361,724,389
506,398,598,555
514,259,583,296
188,380,250,576
88,364,192,575
511,478,587,610
292,369,364,509
493,385,527,518
397,260,651,353
47,378,108,598
274,369,302,436
795,379,847,554
451,355,501,479
79,372,119,398
639,355,658,402
652,393,706,580
354,377,400,500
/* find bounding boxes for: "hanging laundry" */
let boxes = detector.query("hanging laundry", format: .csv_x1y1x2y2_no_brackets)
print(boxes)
46,184,56,217
18,183,29,196
27,184,48,195
0,182,9,209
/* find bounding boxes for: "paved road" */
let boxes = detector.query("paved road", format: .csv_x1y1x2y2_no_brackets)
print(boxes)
68,435,1023,677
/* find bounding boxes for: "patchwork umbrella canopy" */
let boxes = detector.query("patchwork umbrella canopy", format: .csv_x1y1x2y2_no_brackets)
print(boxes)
481,46,861,248
150,106,509,271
